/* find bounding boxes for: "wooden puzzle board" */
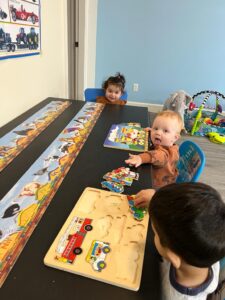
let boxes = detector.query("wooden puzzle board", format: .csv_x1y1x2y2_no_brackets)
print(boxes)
44,187,149,291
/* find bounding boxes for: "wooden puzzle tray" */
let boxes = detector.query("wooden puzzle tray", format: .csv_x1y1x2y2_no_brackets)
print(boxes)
44,187,149,291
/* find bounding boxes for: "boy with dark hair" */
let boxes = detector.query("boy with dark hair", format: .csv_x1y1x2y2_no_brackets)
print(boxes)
149,182,225,299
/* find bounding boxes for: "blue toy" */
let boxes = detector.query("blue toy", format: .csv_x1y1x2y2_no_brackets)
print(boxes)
101,181,124,193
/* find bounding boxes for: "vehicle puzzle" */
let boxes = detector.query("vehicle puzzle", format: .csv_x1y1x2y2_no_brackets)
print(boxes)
103,167,139,186
0,102,104,287
101,167,139,194
44,187,149,291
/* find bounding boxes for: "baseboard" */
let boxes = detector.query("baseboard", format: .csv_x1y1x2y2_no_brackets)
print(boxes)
127,101,162,113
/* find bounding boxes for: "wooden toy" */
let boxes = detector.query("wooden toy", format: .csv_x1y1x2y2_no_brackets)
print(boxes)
127,195,147,221
44,187,149,291
101,181,124,193
103,167,139,186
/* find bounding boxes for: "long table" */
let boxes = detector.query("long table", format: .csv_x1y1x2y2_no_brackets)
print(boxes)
0,98,161,300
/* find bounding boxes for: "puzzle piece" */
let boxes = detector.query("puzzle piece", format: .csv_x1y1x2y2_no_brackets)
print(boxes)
103,167,139,186
101,181,124,193
127,195,146,221
86,240,111,272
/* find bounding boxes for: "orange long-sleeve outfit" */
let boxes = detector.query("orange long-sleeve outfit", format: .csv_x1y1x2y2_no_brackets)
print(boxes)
139,144,179,189
96,96,126,105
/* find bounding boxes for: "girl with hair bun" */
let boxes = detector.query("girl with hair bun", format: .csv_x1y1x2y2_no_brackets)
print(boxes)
97,72,127,105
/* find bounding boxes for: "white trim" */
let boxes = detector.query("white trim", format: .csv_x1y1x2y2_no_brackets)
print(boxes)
127,101,163,112
62,1,69,98
77,0,85,100
77,0,98,100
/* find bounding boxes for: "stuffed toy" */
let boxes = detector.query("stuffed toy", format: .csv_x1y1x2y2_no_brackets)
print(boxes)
163,90,193,123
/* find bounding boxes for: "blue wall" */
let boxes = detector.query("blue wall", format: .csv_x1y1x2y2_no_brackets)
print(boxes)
95,0,225,106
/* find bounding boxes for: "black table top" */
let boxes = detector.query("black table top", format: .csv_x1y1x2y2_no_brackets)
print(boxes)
0,98,161,300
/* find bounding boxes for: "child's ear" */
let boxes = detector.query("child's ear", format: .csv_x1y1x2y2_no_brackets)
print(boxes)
174,133,180,142
167,249,181,269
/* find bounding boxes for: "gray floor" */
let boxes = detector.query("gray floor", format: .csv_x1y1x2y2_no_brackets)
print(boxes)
149,112,225,201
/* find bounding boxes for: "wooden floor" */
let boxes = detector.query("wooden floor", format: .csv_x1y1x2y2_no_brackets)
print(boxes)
149,112,225,201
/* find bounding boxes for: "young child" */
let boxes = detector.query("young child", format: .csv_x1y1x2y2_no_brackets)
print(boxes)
125,110,183,190
96,72,126,105
149,182,225,300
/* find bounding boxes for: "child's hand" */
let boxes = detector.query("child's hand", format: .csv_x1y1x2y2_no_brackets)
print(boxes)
144,127,152,132
134,189,156,208
125,154,142,167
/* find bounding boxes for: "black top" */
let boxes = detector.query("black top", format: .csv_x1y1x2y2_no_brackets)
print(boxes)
0,98,161,300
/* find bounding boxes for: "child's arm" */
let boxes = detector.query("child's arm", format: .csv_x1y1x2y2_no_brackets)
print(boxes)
125,153,142,167
125,148,168,168
134,189,156,208
139,148,169,167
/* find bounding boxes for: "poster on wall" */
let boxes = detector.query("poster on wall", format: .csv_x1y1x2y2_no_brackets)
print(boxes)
0,0,40,60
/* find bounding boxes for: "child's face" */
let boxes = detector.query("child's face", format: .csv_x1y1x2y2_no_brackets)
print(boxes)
105,84,122,102
151,116,180,147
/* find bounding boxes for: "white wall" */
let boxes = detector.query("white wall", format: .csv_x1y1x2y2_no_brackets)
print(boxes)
0,0,69,127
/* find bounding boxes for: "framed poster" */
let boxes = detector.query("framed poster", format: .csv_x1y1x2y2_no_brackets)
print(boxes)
0,0,41,60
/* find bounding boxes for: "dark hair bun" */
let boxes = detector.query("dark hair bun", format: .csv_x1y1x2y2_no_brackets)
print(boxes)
115,72,126,86
102,72,126,91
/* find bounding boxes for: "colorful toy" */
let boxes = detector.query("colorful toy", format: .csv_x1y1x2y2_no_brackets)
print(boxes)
127,195,146,221
56,217,93,264
103,167,139,186
207,132,225,144
184,90,225,137
86,240,111,271
101,181,124,193
44,187,150,291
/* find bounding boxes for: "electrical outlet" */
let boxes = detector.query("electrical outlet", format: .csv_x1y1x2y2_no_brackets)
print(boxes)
133,83,139,92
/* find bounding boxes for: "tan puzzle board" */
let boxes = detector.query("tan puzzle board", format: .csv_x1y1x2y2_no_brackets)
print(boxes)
44,187,149,291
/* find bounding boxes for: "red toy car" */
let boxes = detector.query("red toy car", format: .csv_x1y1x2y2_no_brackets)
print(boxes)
10,5,39,24
56,217,93,264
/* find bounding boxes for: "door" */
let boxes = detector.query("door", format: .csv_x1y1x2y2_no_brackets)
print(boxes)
67,0,98,100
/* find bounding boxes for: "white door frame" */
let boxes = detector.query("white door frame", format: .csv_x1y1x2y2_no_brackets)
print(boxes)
67,0,98,100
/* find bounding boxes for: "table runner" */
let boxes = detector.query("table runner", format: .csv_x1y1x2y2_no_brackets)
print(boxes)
0,102,104,287
0,100,71,172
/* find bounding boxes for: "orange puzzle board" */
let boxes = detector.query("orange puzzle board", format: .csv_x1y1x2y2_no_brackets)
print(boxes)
44,187,149,291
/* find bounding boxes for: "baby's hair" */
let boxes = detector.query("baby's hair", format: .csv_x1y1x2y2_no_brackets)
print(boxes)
102,72,126,93
149,182,225,267
155,110,183,133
